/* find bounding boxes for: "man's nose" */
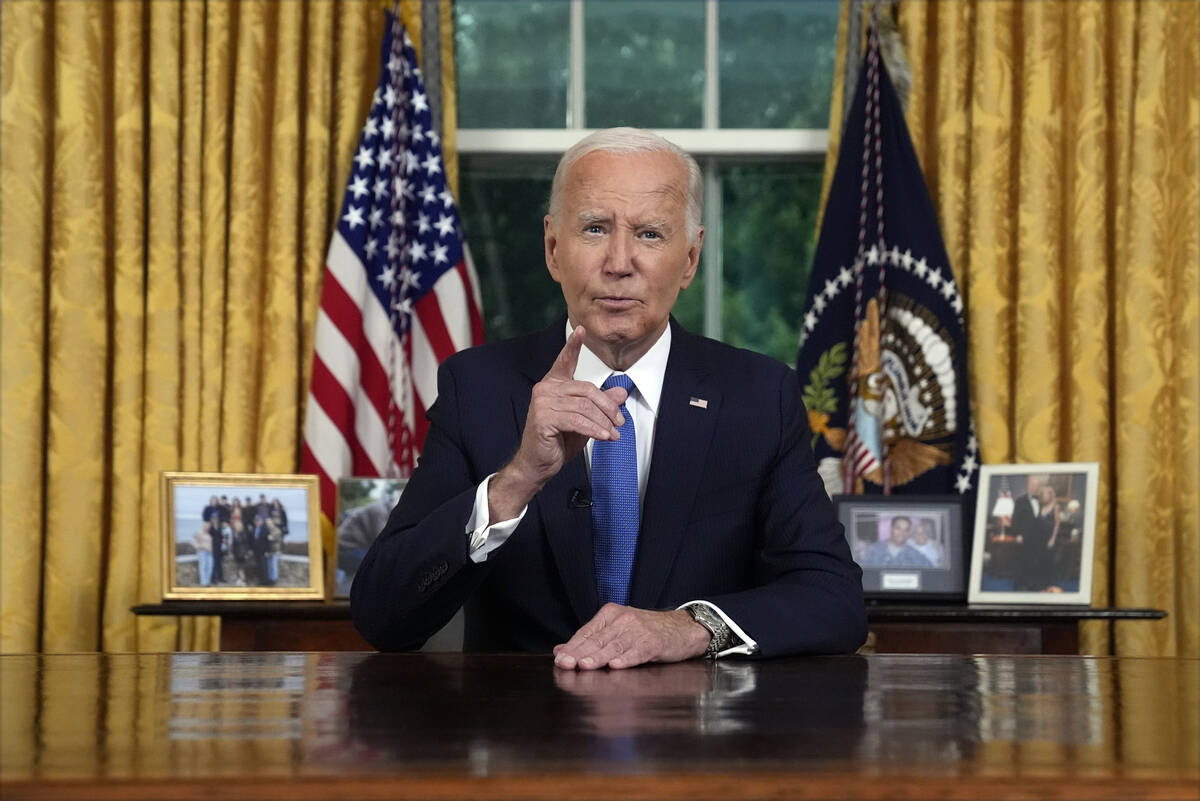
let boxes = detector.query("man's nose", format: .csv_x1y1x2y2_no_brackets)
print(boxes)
603,233,635,275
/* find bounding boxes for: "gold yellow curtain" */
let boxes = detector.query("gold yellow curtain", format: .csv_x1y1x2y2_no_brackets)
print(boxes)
0,0,459,653
825,1,1199,657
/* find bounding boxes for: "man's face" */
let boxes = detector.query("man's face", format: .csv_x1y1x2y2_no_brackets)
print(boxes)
914,522,932,544
888,518,911,546
545,149,702,368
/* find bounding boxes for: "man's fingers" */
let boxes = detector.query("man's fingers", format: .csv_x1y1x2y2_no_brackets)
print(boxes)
546,325,586,380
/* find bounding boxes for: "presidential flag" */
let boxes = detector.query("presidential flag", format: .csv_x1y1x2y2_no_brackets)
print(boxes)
796,26,977,505
302,12,484,524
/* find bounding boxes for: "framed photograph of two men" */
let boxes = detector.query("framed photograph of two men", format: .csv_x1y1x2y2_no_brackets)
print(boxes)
160,472,324,601
968,463,1100,605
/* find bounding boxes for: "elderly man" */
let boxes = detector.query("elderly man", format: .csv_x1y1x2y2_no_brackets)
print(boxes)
351,128,866,668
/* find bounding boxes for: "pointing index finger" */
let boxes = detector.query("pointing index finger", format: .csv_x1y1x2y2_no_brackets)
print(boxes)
547,325,586,380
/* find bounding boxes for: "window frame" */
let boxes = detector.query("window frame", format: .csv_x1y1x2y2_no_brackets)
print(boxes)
455,0,832,341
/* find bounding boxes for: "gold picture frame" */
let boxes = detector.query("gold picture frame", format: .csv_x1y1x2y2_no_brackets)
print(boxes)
160,472,324,601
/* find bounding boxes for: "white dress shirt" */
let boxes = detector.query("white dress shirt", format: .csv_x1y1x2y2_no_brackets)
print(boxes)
462,323,757,657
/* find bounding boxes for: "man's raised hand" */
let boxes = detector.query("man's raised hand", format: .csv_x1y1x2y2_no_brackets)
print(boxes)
488,326,628,521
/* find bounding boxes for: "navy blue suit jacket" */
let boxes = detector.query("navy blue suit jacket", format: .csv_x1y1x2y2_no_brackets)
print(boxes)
351,319,866,656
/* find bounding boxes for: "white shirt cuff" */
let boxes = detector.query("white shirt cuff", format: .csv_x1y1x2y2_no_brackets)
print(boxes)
467,473,527,563
677,600,759,657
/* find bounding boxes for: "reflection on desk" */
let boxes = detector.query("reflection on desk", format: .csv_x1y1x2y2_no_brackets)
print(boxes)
1,652,1197,800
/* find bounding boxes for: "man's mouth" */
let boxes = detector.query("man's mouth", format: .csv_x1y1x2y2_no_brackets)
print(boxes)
596,296,637,309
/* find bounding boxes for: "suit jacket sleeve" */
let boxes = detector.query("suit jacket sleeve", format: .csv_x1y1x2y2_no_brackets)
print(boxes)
699,366,867,657
350,357,494,651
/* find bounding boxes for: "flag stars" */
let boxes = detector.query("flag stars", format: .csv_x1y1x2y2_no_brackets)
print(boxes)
349,175,369,199
422,153,442,176
838,266,854,286
378,265,397,288
412,90,429,113
416,212,431,234
391,209,405,228
405,151,420,175
940,281,956,300
364,237,378,259
813,295,827,313
353,146,374,170
913,257,929,278
952,295,964,315
434,214,455,238
385,234,401,260
432,244,449,264
384,85,397,108
889,245,901,264
926,266,943,289
401,268,421,290
901,249,914,269
411,124,425,143
374,178,389,200
368,208,384,230
380,117,395,141
438,189,455,208
393,296,413,316
409,241,427,262
955,474,972,493
342,205,365,229
387,54,403,74
804,310,818,331
364,116,379,139
378,147,394,170
823,279,838,299
420,185,437,205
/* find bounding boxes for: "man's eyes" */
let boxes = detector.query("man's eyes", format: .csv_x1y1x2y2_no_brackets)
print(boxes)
638,229,664,240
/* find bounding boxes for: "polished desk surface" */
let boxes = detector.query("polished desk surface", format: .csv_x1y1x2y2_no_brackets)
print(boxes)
2,652,1197,801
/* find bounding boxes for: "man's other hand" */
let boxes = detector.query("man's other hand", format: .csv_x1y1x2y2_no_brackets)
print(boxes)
489,325,628,520
553,604,711,670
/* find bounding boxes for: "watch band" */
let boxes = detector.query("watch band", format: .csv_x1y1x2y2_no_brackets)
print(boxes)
685,602,734,658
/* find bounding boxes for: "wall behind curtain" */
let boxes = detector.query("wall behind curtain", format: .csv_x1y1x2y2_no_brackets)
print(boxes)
824,0,1198,657
0,0,454,653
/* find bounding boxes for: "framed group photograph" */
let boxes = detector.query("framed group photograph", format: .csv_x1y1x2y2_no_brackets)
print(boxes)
834,495,966,599
160,472,324,600
968,463,1099,605
334,477,407,598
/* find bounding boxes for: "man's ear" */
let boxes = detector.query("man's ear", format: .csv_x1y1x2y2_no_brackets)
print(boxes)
544,215,562,283
679,226,705,290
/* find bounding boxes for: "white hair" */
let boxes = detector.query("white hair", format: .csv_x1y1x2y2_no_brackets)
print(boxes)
547,127,703,241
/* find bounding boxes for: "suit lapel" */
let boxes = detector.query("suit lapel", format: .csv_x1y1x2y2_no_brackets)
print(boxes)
520,320,600,624
629,324,720,609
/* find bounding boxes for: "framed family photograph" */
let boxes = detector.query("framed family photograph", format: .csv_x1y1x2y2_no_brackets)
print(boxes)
834,495,966,599
334,477,407,598
968,463,1099,605
160,472,324,601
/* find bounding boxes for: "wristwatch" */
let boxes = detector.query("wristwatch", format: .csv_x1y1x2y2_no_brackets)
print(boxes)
685,602,734,658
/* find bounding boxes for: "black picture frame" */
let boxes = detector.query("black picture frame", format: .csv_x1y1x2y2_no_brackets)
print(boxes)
834,494,966,600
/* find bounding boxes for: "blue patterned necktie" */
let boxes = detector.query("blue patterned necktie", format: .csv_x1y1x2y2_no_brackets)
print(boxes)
591,373,638,606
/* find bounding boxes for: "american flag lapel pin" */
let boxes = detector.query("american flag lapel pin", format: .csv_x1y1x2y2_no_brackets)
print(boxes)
689,397,708,409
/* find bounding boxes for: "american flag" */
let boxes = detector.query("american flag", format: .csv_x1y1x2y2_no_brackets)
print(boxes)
302,12,483,524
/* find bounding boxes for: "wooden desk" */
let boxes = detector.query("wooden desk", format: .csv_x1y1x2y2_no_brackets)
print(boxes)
2,652,1196,800
132,602,1165,654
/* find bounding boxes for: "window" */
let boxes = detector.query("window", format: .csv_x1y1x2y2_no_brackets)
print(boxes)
455,0,839,365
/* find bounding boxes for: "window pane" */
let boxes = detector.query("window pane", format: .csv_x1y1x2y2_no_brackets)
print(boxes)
457,156,562,342
720,160,824,364
719,0,839,128
455,1,569,128
585,1,705,128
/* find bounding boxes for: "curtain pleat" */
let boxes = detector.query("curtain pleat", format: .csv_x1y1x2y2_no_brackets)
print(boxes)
1,0,423,653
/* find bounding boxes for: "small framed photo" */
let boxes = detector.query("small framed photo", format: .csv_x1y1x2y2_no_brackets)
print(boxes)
160,472,324,600
834,495,966,599
968,463,1099,605
334,477,406,598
